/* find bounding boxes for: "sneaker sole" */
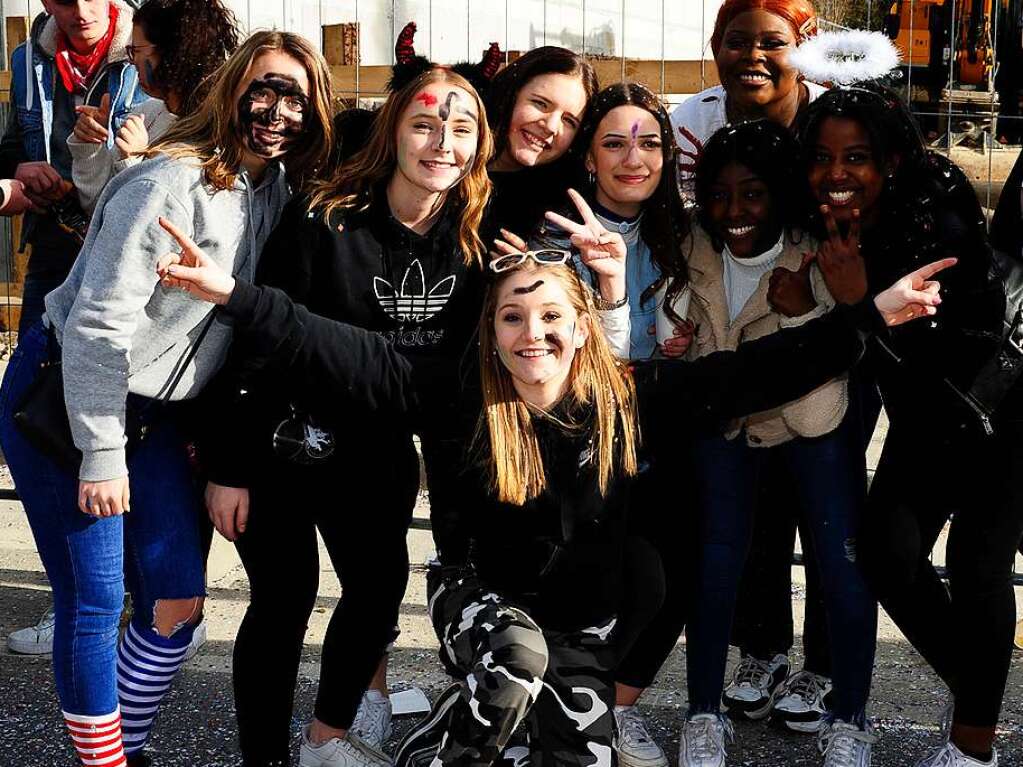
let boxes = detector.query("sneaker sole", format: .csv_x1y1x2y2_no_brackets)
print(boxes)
6,638,53,655
393,686,462,767
617,749,669,767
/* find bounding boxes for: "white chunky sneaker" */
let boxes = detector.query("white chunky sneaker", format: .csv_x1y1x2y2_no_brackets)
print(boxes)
913,743,998,767
770,670,834,733
350,690,393,749
7,607,55,655
721,653,789,721
182,620,207,662
819,720,876,767
615,705,668,767
299,726,393,767
678,713,733,767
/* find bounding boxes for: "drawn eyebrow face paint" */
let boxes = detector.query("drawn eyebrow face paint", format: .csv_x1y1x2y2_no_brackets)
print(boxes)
513,279,545,295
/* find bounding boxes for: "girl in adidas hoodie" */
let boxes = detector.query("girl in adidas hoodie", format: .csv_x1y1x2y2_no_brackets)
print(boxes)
201,68,495,766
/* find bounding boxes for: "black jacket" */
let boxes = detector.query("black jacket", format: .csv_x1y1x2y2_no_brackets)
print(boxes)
860,153,1014,434
217,276,875,629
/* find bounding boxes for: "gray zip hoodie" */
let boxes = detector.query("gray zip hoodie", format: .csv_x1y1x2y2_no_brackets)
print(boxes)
44,152,290,481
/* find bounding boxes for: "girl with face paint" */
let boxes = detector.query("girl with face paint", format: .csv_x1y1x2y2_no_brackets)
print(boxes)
797,85,1023,767
158,173,946,767
0,31,333,767
69,0,241,213
196,67,497,765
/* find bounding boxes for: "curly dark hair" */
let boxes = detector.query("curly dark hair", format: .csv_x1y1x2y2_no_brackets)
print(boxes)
133,0,241,116
694,119,804,251
574,82,691,315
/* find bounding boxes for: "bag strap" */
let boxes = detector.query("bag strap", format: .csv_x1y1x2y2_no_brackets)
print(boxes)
965,303,1023,431
156,308,219,406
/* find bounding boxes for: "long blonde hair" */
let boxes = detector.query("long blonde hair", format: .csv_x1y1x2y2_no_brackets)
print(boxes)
150,30,335,190
476,262,639,505
308,68,494,266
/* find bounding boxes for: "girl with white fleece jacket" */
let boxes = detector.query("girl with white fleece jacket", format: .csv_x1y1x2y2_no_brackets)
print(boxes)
0,32,333,767
678,121,879,766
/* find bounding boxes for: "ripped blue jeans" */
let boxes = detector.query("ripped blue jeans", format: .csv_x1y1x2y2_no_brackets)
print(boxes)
0,322,206,715
685,409,877,724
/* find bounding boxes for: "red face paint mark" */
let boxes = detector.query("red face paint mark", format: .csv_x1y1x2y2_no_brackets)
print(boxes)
415,92,438,108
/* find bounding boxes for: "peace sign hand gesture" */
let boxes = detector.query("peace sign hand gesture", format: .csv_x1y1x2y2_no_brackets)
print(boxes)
816,204,868,305
545,189,627,303
155,217,235,305
874,257,956,327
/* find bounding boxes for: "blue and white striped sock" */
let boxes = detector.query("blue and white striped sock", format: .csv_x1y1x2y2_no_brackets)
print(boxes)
116,620,193,754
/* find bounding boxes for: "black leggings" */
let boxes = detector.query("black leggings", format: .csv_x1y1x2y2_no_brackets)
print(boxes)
860,419,1023,728
232,442,419,763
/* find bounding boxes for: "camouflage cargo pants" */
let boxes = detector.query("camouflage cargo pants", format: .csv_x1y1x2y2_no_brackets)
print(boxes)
429,572,618,767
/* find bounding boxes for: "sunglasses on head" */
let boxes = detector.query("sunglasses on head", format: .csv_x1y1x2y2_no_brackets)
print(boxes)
489,249,572,274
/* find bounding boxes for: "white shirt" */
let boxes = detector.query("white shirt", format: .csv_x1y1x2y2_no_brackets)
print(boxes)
669,81,827,200
722,235,785,323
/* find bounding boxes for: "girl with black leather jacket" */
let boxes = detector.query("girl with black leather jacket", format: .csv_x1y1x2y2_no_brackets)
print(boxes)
797,85,1023,767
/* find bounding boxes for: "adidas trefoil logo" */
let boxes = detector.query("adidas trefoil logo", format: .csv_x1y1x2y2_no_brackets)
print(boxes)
374,259,456,323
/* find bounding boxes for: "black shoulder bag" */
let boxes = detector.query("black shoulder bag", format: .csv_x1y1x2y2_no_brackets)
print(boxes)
962,247,1023,435
13,310,219,472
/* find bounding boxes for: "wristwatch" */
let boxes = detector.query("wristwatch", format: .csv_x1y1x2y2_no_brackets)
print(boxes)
593,290,628,311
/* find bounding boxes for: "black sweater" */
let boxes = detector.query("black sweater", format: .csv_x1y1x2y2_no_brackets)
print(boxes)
205,192,485,486
218,277,875,629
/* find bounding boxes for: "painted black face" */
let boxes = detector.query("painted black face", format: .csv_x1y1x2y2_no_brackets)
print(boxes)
238,73,309,158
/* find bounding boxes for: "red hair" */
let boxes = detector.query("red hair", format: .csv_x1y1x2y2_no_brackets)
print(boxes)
710,0,818,57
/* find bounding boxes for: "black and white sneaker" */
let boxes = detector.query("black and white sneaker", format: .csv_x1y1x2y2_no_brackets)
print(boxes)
394,682,464,767
722,653,790,721
770,670,834,733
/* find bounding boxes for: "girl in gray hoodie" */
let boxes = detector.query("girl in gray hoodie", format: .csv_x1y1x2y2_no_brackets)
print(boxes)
0,30,333,767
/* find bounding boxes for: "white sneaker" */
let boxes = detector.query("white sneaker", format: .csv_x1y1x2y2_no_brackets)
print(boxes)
615,705,668,767
351,690,393,749
770,670,834,733
299,726,393,767
7,607,55,655
819,720,876,767
182,620,207,662
721,654,789,721
913,743,998,767
678,713,733,767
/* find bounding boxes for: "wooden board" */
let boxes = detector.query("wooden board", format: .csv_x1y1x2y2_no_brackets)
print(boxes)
328,59,718,97
5,17,28,65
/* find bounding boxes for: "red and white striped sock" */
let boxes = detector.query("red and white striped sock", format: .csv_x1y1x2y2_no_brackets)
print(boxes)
63,709,127,767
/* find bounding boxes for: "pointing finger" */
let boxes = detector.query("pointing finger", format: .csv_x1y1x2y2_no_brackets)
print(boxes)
911,257,958,283
158,217,199,254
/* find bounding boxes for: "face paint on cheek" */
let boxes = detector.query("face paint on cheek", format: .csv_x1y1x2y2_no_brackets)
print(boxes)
238,74,309,157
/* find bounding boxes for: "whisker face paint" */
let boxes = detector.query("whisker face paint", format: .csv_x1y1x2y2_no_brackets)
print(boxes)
238,73,309,159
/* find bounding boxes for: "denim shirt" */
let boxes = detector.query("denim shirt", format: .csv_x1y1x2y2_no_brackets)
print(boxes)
10,37,146,243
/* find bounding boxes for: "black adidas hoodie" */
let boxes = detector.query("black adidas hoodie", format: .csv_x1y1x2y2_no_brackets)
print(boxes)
204,191,484,490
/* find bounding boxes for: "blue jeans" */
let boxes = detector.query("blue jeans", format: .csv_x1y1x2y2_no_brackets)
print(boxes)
685,411,877,723
0,322,206,715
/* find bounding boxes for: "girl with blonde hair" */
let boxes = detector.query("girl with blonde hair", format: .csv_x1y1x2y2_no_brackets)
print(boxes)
0,29,333,767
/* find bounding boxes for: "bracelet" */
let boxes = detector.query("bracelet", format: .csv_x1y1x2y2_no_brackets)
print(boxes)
593,290,628,311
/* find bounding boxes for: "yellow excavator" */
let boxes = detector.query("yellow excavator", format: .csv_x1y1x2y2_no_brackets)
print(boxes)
885,0,1002,90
